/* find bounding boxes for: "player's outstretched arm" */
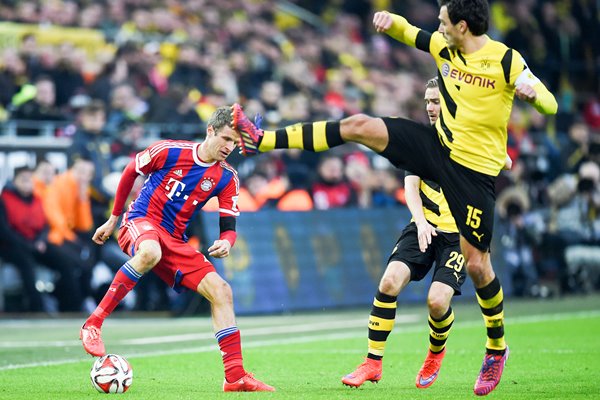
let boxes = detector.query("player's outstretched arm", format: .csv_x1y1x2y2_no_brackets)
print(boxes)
373,11,394,33
373,10,423,48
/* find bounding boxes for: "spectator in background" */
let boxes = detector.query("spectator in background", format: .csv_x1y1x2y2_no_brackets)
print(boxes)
18,33,43,79
279,149,319,191
11,75,65,136
560,121,591,174
147,84,202,135
105,83,149,133
50,43,86,108
68,100,113,227
110,120,144,171
258,81,283,128
88,57,129,107
168,44,209,94
32,158,56,197
583,94,600,130
276,178,314,211
241,172,272,211
311,155,356,210
557,161,600,292
344,151,375,208
0,166,83,312
371,168,405,207
0,49,28,113
496,187,541,297
43,158,96,306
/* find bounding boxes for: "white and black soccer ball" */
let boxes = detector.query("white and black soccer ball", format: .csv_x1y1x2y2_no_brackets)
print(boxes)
90,354,133,394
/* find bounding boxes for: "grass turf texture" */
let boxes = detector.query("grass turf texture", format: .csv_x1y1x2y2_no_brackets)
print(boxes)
0,295,599,399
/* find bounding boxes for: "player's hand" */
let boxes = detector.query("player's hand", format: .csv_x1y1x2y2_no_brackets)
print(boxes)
515,83,537,104
373,11,393,33
415,221,437,253
503,154,513,170
208,239,232,258
92,216,119,245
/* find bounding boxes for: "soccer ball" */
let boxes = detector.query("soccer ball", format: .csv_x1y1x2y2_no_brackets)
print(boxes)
90,354,133,394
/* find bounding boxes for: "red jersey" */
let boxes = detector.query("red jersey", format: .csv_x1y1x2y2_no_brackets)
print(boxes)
123,140,239,240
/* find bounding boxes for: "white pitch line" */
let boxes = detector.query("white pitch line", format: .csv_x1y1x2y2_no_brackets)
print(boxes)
0,309,599,372
0,315,419,348
0,331,366,372
121,315,420,345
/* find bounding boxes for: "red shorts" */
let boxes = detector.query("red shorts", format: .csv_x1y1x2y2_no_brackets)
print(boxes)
117,218,215,292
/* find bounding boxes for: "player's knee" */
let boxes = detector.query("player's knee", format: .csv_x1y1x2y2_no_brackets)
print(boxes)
210,280,233,306
379,274,401,295
341,113,373,141
465,257,491,283
136,243,161,271
427,294,450,317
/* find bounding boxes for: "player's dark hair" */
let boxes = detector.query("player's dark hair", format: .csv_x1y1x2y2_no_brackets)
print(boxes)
208,106,233,133
438,0,489,36
426,77,439,89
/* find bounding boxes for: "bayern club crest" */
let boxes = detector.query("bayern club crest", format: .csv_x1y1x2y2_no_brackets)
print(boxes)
200,177,215,191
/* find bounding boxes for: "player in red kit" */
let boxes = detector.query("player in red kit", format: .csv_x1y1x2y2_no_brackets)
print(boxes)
80,106,274,392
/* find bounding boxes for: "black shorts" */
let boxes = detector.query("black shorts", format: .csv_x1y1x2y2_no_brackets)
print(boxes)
388,223,466,295
380,117,496,251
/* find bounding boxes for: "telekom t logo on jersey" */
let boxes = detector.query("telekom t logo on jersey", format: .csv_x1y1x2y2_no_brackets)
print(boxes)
165,178,186,200
164,177,202,206
165,177,200,207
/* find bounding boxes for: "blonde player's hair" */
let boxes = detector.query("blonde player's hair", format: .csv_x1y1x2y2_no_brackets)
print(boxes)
426,77,439,89
207,106,233,133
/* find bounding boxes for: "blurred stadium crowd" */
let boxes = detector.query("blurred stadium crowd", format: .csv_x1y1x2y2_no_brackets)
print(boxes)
0,0,599,313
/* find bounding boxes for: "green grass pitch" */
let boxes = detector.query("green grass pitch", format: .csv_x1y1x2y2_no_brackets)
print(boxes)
1,295,599,399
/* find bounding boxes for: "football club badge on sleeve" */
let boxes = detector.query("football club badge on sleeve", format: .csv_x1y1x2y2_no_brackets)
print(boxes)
138,150,151,168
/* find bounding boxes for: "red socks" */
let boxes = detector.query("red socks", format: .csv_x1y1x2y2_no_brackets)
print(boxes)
216,327,245,382
85,263,141,328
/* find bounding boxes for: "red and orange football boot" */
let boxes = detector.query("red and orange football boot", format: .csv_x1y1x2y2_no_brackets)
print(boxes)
223,372,275,392
342,358,382,388
80,324,106,357
230,103,263,156
416,348,446,388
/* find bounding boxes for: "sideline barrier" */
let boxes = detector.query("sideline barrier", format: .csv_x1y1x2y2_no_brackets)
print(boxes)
204,210,510,315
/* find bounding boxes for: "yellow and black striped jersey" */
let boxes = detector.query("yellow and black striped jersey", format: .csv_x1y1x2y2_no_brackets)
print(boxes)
406,172,458,233
387,15,533,176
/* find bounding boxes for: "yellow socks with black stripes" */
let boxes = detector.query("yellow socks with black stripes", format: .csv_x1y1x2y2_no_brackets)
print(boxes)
476,277,507,354
367,290,397,360
258,121,343,152
428,307,455,353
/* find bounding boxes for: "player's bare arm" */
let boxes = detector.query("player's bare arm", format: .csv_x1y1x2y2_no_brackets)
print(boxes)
92,215,119,245
405,175,437,252
503,154,513,170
